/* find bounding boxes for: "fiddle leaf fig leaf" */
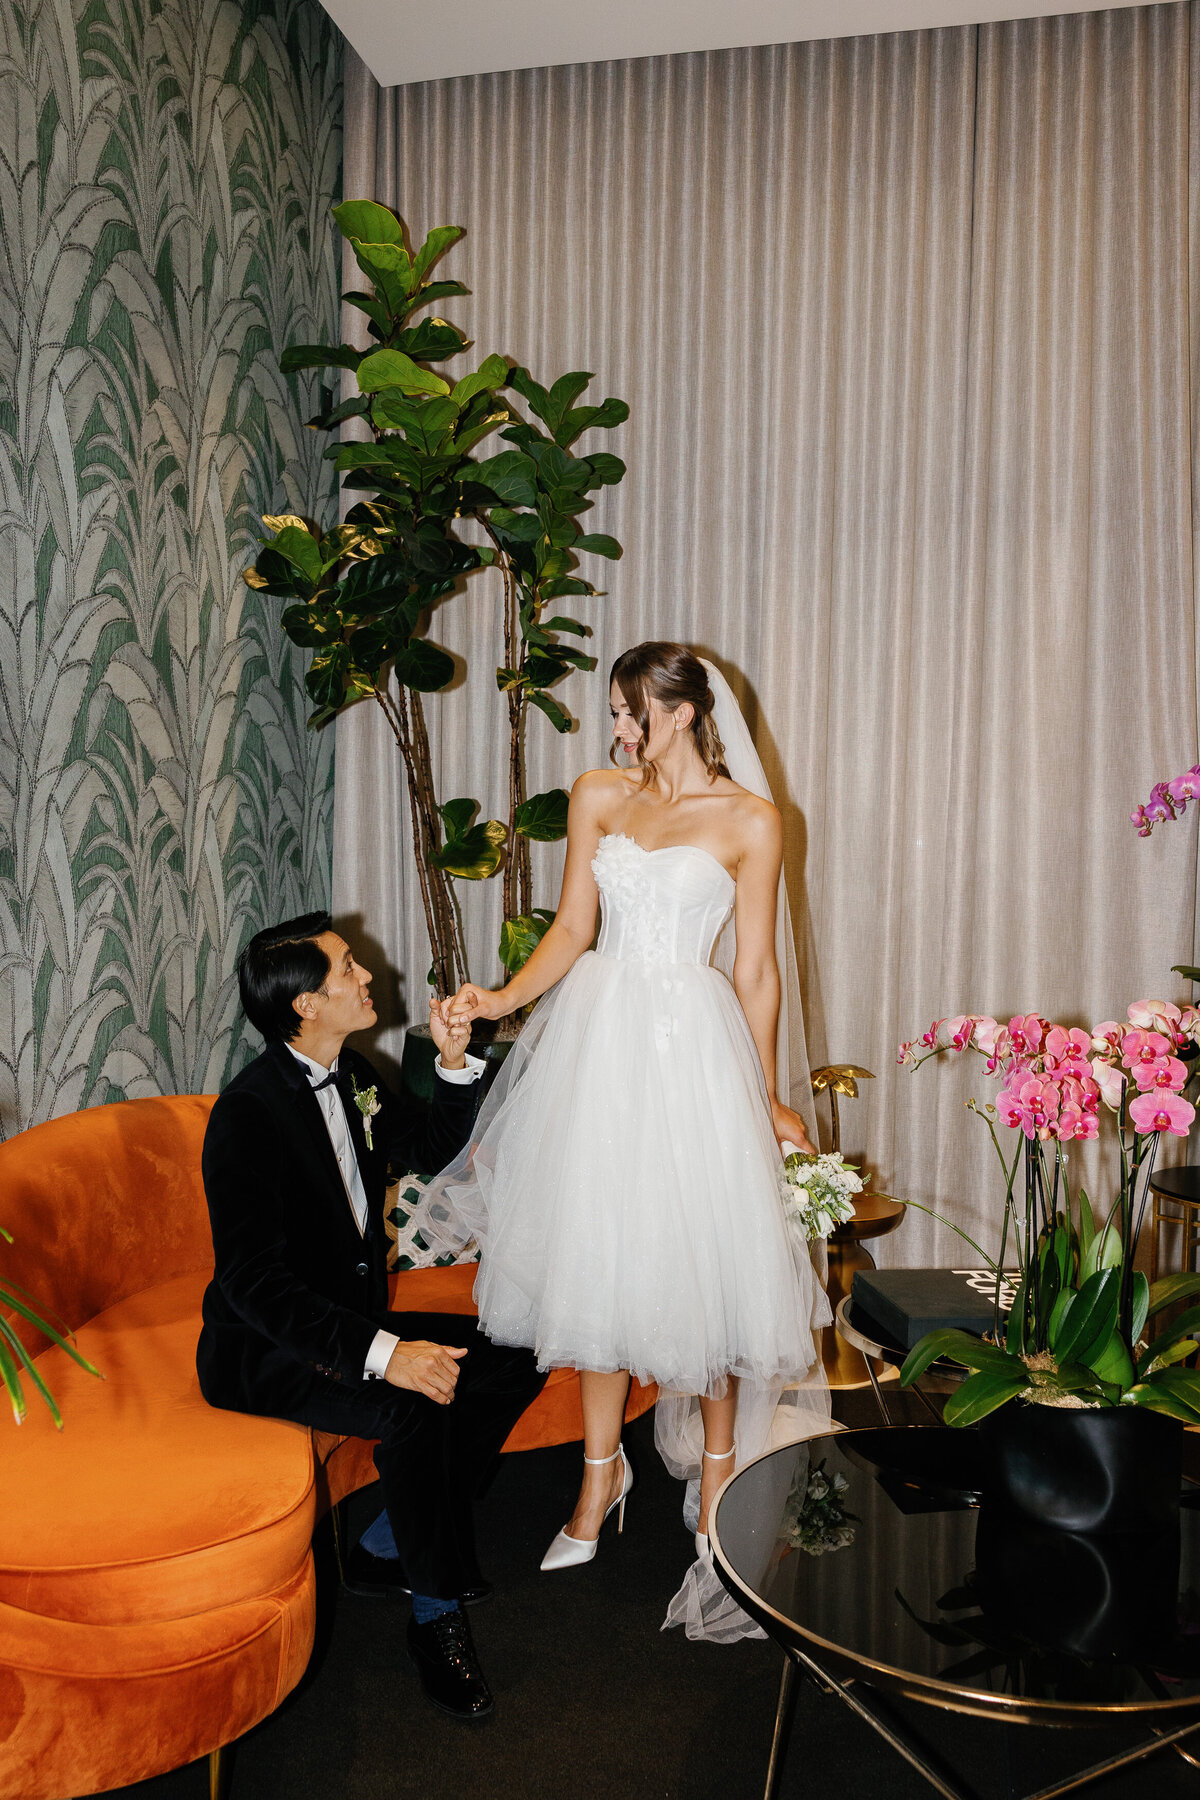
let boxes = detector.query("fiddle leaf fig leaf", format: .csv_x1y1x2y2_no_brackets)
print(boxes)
395,317,469,362
393,637,455,692
262,514,308,534
413,279,470,307
271,524,324,585
581,451,626,488
451,353,510,408
334,199,406,245
431,817,507,880
499,908,556,973
490,508,541,542
496,666,524,692
357,348,451,397
514,789,570,841
528,688,571,732
413,224,466,283
543,615,590,634
473,450,538,508
574,533,621,559
555,397,630,447
280,603,340,648
439,796,478,840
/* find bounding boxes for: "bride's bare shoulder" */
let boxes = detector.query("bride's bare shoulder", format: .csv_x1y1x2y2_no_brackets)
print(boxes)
722,786,781,851
570,767,636,821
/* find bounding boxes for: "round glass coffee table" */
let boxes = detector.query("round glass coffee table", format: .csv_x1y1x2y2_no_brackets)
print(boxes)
709,1426,1200,1800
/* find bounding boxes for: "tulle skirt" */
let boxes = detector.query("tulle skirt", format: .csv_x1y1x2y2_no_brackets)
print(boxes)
415,949,832,1640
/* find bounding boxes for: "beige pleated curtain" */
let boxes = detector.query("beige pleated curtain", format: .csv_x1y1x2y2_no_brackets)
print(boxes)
334,5,1200,1266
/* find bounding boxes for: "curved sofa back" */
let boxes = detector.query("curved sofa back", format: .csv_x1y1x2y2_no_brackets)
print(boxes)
0,1095,217,1351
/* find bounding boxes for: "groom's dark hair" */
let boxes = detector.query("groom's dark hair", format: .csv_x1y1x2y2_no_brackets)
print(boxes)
238,912,333,1043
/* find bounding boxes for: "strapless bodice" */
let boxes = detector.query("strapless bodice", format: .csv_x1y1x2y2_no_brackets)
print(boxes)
591,832,734,967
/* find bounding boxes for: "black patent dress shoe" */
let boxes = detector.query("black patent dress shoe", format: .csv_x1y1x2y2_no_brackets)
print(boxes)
342,1542,492,1606
406,1609,494,1720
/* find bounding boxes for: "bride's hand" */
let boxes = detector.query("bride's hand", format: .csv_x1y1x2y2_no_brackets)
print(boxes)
443,982,509,1026
771,1099,816,1157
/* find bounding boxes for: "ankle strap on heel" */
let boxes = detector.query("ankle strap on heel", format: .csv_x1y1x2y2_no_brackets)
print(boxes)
702,1446,736,1460
583,1446,623,1466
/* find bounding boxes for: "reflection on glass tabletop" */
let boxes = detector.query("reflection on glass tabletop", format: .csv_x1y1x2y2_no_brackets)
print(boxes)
709,1427,1200,1721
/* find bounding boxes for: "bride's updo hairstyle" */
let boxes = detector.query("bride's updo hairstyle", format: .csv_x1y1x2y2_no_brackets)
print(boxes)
609,641,727,785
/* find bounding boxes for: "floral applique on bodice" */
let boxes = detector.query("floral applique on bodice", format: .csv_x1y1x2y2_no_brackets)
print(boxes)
590,832,735,967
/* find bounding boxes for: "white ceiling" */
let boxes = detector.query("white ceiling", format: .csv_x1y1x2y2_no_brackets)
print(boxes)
321,0,1125,90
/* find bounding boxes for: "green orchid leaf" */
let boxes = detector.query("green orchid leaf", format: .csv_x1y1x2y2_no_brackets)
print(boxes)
1046,1289,1073,1352
942,1370,1033,1428
499,908,556,973
1077,1188,1096,1269
514,789,570,841
1051,1360,1120,1404
573,532,621,559
1149,1271,1200,1314
279,342,363,373
1144,1337,1197,1374
393,637,455,693
430,818,506,880
1052,1268,1119,1367
1138,1302,1200,1377
357,348,450,398
1131,1270,1150,1347
1171,965,1200,983
1125,1369,1200,1422
528,689,571,732
900,1328,1021,1387
1088,1332,1135,1389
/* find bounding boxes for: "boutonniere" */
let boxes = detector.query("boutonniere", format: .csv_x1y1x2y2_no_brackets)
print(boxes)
350,1074,381,1151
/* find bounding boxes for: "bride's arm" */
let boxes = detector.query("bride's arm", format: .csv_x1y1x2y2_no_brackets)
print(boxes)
446,773,606,1024
731,804,816,1154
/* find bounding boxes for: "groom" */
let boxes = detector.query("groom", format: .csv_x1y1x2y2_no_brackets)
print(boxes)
196,912,545,1720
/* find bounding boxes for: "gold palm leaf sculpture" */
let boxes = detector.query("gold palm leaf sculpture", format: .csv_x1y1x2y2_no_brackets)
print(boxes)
810,1065,875,1154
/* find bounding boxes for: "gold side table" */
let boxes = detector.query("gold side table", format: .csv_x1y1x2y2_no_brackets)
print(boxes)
1150,1166,1200,1281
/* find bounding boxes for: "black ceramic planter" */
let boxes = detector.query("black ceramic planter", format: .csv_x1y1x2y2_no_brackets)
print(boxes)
398,1020,515,1108
980,1401,1183,1536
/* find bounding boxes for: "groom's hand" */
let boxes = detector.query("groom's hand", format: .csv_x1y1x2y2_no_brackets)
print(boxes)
428,995,471,1069
384,1340,468,1403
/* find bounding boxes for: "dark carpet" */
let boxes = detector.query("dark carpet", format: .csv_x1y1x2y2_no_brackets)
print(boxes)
83,1389,1194,1800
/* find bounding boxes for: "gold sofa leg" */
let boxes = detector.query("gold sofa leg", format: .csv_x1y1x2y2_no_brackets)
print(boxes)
210,1743,234,1800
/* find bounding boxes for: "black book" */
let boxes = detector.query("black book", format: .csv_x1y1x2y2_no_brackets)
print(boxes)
852,1267,1015,1351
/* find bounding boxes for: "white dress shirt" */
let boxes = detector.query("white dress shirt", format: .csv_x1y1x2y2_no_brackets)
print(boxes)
289,1045,483,1380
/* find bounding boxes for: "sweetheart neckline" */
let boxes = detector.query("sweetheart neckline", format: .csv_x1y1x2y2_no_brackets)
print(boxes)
596,832,736,888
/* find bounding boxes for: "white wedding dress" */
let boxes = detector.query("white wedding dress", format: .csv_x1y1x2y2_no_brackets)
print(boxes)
417,829,832,1641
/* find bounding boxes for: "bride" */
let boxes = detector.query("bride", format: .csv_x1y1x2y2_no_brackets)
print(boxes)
418,642,831,1640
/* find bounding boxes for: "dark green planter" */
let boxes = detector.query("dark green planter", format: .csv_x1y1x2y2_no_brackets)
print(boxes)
397,1021,516,1109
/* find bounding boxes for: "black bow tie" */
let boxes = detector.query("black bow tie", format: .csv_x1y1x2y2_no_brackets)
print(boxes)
310,1068,339,1092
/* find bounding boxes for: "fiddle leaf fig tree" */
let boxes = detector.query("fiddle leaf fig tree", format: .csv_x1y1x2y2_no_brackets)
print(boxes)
245,200,627,998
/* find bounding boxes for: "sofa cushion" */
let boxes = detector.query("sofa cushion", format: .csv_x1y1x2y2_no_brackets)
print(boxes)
0,1273,315,1626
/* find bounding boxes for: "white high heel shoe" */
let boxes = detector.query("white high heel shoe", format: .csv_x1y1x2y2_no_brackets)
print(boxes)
695,1444,736,1560
540,1445,633,1571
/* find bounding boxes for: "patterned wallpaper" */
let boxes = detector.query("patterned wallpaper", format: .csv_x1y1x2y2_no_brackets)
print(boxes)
0,0,342,1135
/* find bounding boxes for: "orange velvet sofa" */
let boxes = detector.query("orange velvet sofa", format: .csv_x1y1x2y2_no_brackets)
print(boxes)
0,1094,653,1799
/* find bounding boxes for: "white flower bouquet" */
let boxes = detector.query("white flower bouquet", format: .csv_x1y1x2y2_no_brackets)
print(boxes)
783,1458,857,1556
780,1149,863,1243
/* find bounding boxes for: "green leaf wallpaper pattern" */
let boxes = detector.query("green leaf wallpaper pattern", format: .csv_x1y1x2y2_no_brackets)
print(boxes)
0,0,342,1135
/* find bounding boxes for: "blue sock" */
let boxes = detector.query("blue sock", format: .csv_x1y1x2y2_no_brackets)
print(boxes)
359,1509,398,1559
412,1593,460,1624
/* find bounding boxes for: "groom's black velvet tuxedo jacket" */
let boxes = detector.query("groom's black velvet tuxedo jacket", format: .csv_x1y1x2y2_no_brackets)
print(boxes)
197,1038,478,1416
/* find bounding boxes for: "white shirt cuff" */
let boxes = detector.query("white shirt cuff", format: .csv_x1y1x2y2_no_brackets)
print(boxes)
364,1328,400,1381
434,1051,485,1084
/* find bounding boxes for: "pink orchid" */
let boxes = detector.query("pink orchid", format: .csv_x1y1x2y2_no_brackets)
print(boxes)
1044,1026,1092,1076
1122,1029,1172,1071
1129,1090,1196,1135
1091,1021,1125,1053
1008,1014,1047,1056
1179,1005,1200,1043
919,1019,945,1051
1132,1055,1189,1094
1168,767,1200,808
1127,999,1183,1037
1056,1098,1098,1141
1000,1074,1060,1139
1131,805,1152,837
1132,764,1200,835
1090,1058,1127,1110
972,1017,1002,1055
944,1015,976,1052
896,1040,917,1066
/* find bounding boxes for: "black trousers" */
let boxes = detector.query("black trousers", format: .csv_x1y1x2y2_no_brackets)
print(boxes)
261,1311,545,1600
